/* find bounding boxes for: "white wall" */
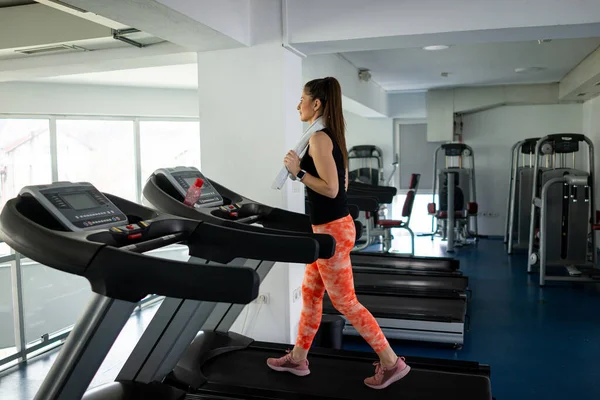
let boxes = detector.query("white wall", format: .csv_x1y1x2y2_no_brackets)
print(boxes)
388,92,426,120
0,82,199,118
583,95,600,214
196,2,306,344
303,54,388,117
463,104,583,236
344,111,394,183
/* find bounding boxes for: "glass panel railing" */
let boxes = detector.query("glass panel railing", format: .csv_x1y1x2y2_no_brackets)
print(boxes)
0,262,16,363
21,258,92,346
0,243,11,258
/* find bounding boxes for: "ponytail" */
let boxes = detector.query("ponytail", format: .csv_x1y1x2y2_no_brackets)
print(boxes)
304,77,348,168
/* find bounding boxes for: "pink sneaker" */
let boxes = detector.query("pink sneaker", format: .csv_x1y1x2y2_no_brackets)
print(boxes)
364,357,411,389
266,350,310,376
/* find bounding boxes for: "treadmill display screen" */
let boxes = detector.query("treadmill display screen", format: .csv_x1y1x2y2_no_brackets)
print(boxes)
62,192,98,210
171,171,223,207
184,177,201,187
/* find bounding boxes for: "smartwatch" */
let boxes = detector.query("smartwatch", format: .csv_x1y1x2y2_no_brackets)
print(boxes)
296,170,306,181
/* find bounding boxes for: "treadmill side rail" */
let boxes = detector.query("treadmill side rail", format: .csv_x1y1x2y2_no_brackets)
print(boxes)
34,294,136,400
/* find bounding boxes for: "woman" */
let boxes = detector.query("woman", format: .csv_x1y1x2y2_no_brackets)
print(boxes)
267,77,410,390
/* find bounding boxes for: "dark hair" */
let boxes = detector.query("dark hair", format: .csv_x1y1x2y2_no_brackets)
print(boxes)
304,77,348,168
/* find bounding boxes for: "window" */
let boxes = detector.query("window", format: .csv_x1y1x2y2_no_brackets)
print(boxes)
391,193,438,234
139,120,201,183
0,262,15,361
0,115,201,371
56,120,136,201
21,257,90,345
0,119,51,211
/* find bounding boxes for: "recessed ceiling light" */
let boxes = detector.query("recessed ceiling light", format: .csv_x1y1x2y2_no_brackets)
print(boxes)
515,67,546,73
423,45,450,51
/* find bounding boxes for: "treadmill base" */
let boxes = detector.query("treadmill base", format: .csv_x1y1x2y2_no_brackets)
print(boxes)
341,318,464,346
175,331,492,400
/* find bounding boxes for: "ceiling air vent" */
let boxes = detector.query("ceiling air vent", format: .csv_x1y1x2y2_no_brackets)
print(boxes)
15,44,88,55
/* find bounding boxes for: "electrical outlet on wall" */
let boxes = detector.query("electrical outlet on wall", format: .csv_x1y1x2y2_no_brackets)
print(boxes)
256,293,270,304
293,287,302,302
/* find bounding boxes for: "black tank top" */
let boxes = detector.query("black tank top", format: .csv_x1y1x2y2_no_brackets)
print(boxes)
300,128,349,225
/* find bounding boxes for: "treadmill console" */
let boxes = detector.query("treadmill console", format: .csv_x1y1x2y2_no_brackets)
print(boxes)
20,182,128,232
154,167,224,207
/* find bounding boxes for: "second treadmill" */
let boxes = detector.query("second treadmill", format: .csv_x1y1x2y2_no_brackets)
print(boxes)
145,167,469,347
138,166,491,398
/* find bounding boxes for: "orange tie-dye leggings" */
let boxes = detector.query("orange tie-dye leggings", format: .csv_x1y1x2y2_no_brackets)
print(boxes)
295,213,389,353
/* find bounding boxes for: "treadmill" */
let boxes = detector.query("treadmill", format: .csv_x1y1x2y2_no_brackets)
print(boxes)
347,185,460,275
144,167,468,346
327,199,469,298
0,179,493,399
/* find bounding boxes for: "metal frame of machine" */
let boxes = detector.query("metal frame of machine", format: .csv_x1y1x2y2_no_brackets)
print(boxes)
429,143,479,252
527,133,598,286
504,137,541,254
348,145,384,186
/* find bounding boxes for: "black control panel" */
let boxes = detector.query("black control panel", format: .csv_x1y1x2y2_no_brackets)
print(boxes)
553,139,579,154
21,182,127,231
442,143,468,157
155,167,224,207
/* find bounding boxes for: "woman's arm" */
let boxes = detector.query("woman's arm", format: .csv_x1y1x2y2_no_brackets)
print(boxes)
284,131,339,198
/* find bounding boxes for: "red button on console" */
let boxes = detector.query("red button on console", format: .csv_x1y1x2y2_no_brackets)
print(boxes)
128,233,142,240
126,225,134,230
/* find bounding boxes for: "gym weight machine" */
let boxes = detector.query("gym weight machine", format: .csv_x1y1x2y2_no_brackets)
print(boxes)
348,145,384,186
504,137,541,254
428,143,479,253
527,133,599,286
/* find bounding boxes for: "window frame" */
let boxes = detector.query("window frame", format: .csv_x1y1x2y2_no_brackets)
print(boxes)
0,113,199,372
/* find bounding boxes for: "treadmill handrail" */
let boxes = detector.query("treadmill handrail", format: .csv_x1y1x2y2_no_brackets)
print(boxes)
0,196,262,304
347,195,380,212
143,174,336,259
349,181,397,195
347,186,394,204
189,221,323,263
219,220,335,260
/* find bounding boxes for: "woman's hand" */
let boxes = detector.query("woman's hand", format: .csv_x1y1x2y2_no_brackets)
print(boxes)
284,150,301,176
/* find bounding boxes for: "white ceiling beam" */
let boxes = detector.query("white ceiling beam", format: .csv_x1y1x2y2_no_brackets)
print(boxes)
154,0,251,46
0,4,110,51
284,0,600,54
559,46,600,101
53,0,246,51
0,42,196,82
292,24,600,55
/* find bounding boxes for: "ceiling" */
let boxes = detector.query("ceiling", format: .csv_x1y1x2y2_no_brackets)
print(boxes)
34,63,199,89
342,37,600,92
27,37,600,95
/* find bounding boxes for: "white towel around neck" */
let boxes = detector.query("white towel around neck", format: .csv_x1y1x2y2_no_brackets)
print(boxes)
271,116,324,190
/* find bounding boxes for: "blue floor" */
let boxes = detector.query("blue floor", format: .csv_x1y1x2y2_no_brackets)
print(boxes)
345,237,600,400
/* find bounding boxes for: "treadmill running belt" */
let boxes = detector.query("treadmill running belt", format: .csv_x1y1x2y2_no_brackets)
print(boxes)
351,254,457,272
323,293,466,322
353,272,468,293
196,347,492,400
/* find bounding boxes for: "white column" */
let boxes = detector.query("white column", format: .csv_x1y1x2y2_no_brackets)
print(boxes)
196,12,306,343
